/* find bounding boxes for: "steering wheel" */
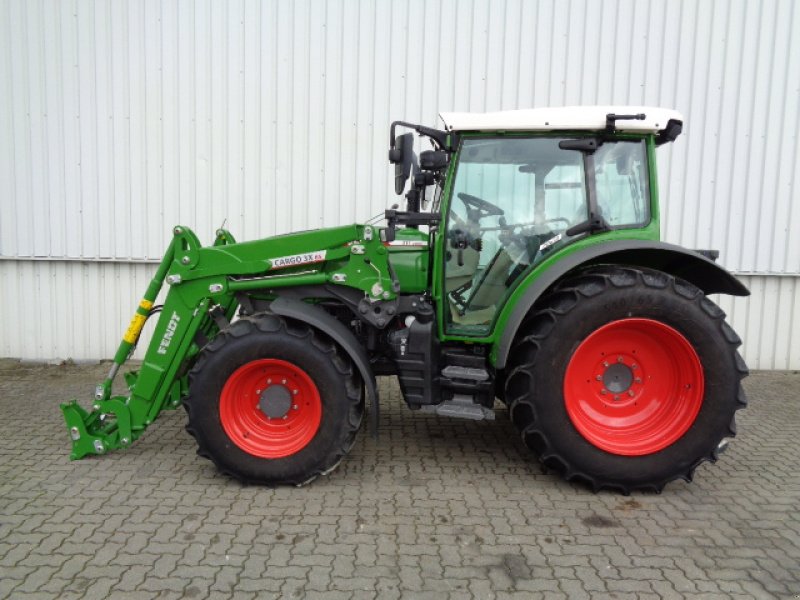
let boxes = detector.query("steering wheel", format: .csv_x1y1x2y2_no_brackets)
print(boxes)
458,192,504,219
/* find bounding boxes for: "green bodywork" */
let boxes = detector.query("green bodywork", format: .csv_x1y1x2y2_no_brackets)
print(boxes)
62,130,664,459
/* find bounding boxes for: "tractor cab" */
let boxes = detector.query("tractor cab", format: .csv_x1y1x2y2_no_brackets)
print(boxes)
387,107,683,337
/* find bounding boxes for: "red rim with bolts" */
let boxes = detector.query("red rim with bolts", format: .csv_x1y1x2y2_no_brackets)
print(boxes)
219,359,322,458
563,318,704,456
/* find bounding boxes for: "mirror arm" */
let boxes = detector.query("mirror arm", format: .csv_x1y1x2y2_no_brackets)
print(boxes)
383,209,442,242
389,121,454,157
406,188,421,216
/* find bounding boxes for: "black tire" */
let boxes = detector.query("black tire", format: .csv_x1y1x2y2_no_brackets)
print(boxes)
505,265,748,493
184,313,364,486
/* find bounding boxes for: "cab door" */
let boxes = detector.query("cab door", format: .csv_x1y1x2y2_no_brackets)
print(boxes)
441,136,587,336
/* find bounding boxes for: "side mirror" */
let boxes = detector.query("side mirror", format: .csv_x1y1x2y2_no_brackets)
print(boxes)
419,150,449,171
392,133,415,195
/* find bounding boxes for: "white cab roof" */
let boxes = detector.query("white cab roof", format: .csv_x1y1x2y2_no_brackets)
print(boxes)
439,106,683,134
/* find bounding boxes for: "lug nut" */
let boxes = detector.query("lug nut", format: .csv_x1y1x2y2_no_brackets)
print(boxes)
617,356,624,363
628,390,635,397
634,377,642,384
602,361,609,367
293,390,298,395
631,364,638,370
600,389,607,395
292,405,298,410
282,379,287,384
595,375,602,381
614,394,620,400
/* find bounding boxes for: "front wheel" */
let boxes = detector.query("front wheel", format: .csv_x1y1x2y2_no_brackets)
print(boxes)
505,266,748,493
184,314,363,486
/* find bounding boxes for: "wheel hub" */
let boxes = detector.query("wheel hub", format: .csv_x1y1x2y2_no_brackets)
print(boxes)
602,363,633,393
259,385,292,419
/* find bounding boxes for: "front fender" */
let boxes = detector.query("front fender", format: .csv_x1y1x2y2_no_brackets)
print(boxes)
492,240,749,369
269,296,379,434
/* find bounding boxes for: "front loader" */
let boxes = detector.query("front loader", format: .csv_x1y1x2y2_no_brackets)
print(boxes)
63,106,749,493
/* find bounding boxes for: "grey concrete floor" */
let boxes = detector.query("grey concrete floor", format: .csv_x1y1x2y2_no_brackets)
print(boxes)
0,360,798,599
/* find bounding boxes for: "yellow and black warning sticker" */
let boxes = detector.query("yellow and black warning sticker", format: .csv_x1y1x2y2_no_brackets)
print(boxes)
123,314,147,344
122,299,154,344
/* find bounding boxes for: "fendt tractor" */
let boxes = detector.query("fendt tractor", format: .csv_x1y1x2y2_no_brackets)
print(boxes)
62,107,749,493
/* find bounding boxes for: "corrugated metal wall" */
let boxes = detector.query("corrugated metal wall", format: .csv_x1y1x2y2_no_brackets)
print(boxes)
0,259,795,369
1,0,798,367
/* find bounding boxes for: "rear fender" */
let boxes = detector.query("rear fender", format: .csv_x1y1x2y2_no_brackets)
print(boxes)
493,240,749,369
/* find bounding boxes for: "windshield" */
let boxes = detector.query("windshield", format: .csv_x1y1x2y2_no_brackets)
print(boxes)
451,137,587,239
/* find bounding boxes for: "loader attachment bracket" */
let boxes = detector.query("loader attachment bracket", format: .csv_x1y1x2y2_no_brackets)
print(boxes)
61,396,134,459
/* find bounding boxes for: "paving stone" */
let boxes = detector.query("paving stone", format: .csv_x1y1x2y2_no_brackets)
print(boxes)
0,364,798,599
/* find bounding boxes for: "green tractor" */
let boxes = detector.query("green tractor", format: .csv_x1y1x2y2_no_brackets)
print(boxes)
62,107,748,493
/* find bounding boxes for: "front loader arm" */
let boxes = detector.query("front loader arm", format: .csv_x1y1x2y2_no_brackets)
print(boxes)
60,227,235,459
61,222,392,459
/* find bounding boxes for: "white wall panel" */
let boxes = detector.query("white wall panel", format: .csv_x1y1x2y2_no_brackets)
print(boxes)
0,259,795,369
0,0,798,364
0,260,165,361
712,275,800,371
2,0,798,269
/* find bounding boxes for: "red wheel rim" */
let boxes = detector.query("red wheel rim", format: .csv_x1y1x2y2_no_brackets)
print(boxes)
563,318,704,456
219,359,322,458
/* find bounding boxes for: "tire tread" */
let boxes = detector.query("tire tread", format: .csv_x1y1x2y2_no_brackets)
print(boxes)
183,313,363,486
505,265,748,494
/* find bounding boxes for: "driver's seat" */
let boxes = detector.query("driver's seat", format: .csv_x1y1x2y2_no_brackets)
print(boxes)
448,248,517,326
466,249,516,309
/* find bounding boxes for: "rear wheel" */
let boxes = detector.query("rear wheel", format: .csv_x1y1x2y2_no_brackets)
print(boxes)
184,314,363,485
505,266,748,493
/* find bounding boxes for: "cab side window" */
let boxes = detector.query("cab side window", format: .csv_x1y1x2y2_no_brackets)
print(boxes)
594,140,649,228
